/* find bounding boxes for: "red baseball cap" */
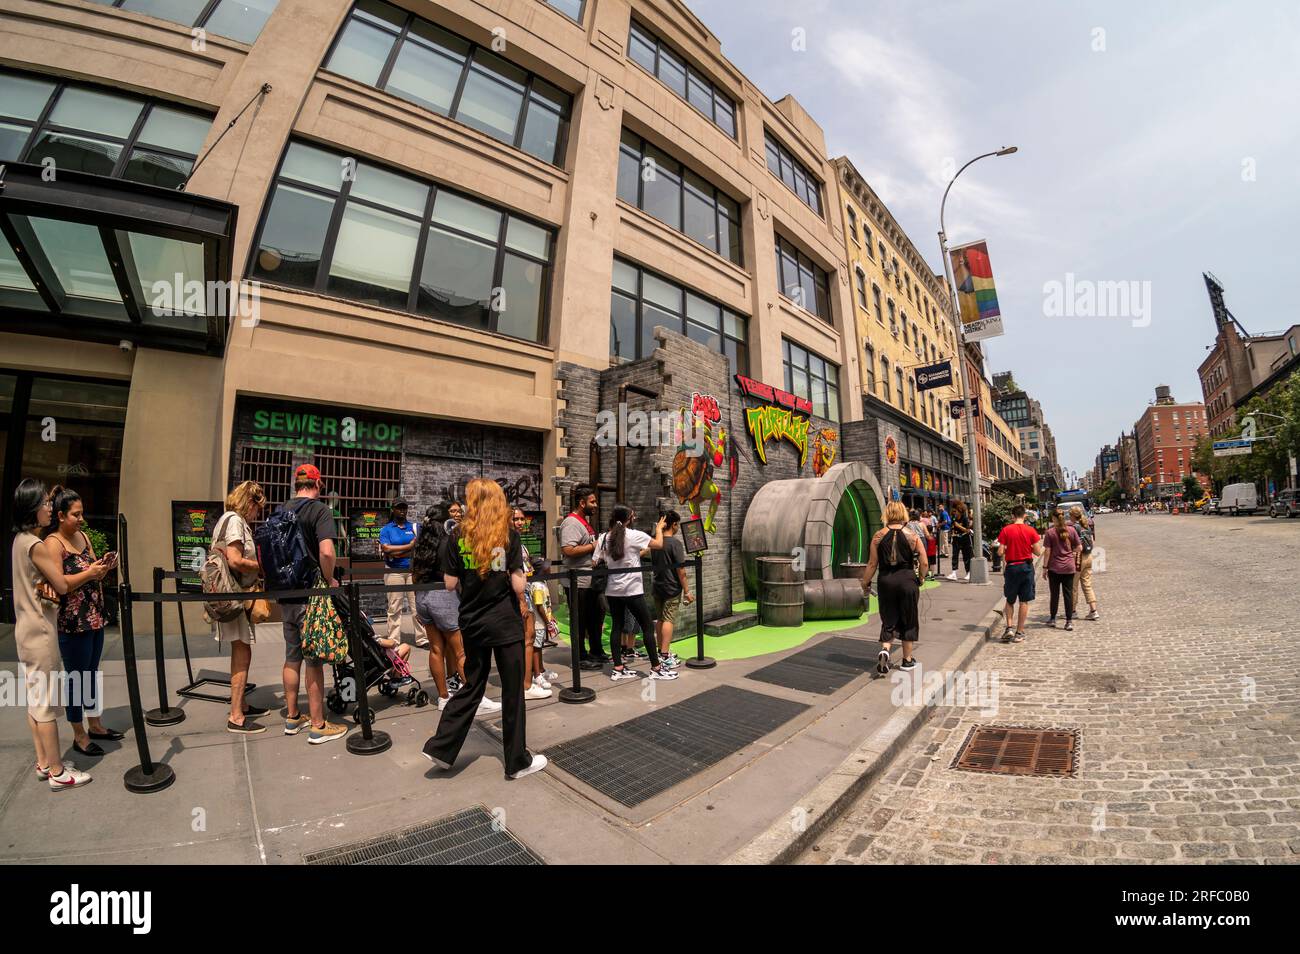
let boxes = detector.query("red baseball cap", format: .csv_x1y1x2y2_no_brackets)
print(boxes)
295,464,322,482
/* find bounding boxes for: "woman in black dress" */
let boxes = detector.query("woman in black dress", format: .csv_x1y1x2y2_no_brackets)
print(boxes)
861,501,927,674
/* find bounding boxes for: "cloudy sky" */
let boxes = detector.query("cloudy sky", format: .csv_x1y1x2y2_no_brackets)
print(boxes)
687,0,1300,477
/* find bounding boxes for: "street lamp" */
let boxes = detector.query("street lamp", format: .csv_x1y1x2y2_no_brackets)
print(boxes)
938,145,1018,585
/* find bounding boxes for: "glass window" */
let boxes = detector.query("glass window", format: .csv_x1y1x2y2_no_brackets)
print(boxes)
48,87,142,138
542,0,585,22
135,105,209,153
610,258,746,371
251,141,553,342
683,171,718,250
28,131,123,178
28,218,121,301
627,20,737,139
610,290,637,362
0,73,56,122
120,1,209,24
775,235,832,322
325,5,570,166
130,233,206,314
782,339,839,422
640,144,682,230
105,0,280,43
765,129,822,216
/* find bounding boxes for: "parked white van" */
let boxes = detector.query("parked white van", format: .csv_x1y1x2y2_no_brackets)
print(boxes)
1219,483,1258,516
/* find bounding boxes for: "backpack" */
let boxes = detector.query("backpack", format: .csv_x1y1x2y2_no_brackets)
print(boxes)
201,513,247,622
254,500,321,595
1074,521,1094,555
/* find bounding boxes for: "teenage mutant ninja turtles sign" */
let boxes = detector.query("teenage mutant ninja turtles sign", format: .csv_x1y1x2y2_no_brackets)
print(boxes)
671,392,737,534
734,374,837,476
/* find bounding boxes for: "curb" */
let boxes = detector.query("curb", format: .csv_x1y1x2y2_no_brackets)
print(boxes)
725,595,1008,865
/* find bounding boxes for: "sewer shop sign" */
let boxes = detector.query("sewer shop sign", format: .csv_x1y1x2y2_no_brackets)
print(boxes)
248,407,403,453
735,374,811,467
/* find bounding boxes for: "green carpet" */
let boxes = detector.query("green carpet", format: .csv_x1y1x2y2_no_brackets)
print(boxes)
552,580,939,662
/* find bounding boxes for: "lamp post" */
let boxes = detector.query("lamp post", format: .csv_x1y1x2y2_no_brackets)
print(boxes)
938,146,1018,585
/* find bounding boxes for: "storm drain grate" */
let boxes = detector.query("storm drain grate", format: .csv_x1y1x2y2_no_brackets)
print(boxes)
544,685,809,807
744,635,879,695
951,725,1079,778
303,807,543,865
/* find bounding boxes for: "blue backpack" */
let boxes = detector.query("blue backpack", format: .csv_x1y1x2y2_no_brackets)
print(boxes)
254,501,321,596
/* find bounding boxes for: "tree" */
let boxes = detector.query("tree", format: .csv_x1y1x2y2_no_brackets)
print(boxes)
1182,475,1202,501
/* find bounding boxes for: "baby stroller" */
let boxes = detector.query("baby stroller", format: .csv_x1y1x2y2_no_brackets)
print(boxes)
325,590,430,723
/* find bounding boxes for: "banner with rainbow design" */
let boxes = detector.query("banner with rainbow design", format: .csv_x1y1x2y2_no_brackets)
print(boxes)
949,240,1004,342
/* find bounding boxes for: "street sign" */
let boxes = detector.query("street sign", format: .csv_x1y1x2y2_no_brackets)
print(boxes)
915,361,953,391
1212,439,1252,457
950,397,981,419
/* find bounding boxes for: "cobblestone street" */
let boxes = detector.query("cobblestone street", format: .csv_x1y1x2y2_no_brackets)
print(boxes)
801,513,1300,865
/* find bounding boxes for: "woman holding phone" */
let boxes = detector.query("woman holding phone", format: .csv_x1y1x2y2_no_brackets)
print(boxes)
43,486,120,756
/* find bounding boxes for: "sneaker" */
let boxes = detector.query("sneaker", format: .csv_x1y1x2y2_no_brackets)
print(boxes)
1001,626,1015,643
532,674,551,691
875,649,891,675
632,647,649,660
48,765,92,791
507,753,548,780
421,748,452,771
899,657,917,670
391,675,415,689
35,763,51,781
284,713,311,736
962,572,970,582
1064,620,1074,632
610,667,641,681
437,695,450,711
541,638,558,648
543,670,560,682
662,653,682,669
227,720,267,734
307,722,348,745
650,666,678,680
1046,617,1057,629
1010,631,1026,643
1086,610,1100,621
525,684,551,700
476,696,502,714
447,675,464,694
415,635,430,649
946,571,958,581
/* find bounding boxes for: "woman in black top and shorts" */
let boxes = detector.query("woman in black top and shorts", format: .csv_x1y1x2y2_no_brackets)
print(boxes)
861,501,927,674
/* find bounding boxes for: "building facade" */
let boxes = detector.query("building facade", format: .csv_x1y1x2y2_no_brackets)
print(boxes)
1134,387,1209,497
1,0,884,625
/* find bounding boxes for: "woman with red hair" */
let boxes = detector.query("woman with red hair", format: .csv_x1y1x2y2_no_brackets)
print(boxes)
422,478,545,780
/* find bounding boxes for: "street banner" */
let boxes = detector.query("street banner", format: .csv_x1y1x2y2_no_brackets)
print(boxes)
949,240,1004,342
950,397,981,419
915,360,953,391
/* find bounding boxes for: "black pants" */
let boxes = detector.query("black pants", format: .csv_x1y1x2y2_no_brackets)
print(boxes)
1048,571,1076,621
951,536,973,573
424,638,530,776
576,587,606,659
605,593,659,669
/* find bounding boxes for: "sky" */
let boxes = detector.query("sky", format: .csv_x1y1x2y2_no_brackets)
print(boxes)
686,0,1300,478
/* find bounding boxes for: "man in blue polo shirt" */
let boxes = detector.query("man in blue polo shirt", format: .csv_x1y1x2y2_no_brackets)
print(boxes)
379,499,417,644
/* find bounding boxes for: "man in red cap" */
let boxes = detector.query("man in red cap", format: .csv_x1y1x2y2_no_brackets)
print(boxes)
280,464,347,744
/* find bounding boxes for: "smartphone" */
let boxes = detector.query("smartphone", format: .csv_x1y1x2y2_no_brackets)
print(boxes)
103,551,119,568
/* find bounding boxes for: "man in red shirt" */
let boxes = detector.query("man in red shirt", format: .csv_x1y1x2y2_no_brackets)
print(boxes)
997,504,1044,643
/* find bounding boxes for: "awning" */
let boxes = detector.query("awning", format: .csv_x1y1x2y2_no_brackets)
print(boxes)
0,162,237,355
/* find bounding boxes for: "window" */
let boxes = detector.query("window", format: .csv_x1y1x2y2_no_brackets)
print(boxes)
764,130,823,215
783,339,839,422
895,368,904,406
325,1,571,166
907,378,916,418
775,234,832,322
251,141,554,342
0,70,211,189
617,130,742,264
872,285,884,325
864,224,874,256
540,0,584,21
879,355,890,401
846,206,858,243
87,0,279,43
891,257,900,287
628,20,736,138
611,258,747,374
854,268,868,309
901,314,909,346
864,343,876,393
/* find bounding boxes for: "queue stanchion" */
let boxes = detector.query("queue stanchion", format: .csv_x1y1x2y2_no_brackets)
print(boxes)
119,582,176,793
345,579,391,755
685,555,715,669
558,568,594,704
144,565,185,726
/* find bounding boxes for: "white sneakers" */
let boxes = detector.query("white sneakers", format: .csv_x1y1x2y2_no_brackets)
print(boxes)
946,571,958,581
476,696,502,714
963,572,970,582
507,753,548,780
48,765,92,791
525,684,551,700
437,695,450,711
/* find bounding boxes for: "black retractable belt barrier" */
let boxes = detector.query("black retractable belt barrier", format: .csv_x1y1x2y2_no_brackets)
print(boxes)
685,555,715,669
345,579,391,755
144,566,185,726
118,581,176,793
558,568,595,704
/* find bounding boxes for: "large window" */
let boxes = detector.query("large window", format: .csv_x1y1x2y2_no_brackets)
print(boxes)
0,70,211,190
85,0,278,43
325,1,571,166
617,130,741,265
611,259,747,374
540,0,584,21
775,235,832,322
627,20,737,139
251,142,554,342
764,130,823,216
783,339,839,422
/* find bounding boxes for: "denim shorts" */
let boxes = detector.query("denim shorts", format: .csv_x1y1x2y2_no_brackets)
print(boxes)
415,587,460,632
1003,561,1036,604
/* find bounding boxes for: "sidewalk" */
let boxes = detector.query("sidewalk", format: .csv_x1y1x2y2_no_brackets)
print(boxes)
0,578,1002,865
